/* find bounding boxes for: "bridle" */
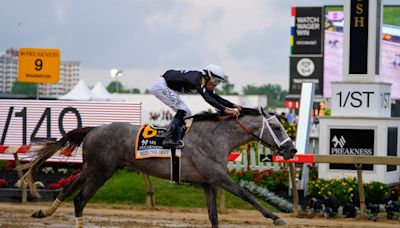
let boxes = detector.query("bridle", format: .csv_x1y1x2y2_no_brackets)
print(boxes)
234,113,292,151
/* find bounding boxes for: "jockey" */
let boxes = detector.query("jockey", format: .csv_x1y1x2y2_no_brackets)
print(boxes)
149,64,242,148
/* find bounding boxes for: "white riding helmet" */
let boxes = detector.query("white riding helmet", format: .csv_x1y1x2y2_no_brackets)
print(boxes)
204,64,225,85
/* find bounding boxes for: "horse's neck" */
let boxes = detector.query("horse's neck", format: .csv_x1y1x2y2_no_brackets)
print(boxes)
191,119,257,152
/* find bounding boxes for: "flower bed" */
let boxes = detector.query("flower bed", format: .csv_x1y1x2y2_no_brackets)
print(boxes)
0,161,81,202
228,167,400,216
308,177,393,205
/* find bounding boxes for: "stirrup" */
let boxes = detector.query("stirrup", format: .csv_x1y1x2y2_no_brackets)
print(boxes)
175,140,184,149
162,139,184,149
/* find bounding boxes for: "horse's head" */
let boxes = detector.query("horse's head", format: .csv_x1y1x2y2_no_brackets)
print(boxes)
239,107,297,160
260,108,297,160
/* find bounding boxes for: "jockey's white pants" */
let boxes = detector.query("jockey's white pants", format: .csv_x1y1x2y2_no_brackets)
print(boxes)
149,76,192,118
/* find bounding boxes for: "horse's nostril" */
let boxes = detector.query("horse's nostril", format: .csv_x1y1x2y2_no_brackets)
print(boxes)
283,148,297,160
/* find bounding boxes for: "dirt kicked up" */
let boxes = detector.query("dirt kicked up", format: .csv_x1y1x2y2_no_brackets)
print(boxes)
0,202,398,228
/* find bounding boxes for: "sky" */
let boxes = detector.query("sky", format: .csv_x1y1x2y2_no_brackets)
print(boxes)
1,0,398,93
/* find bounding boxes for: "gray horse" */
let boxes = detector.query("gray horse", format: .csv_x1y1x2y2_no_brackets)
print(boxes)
19,107,297,228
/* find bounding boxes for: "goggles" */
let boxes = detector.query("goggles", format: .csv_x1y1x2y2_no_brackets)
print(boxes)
207,71,224,85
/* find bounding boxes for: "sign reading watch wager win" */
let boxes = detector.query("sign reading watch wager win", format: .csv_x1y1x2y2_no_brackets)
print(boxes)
289,7,324,96
329,128,375,170
18,48,60,83
291,7,323,55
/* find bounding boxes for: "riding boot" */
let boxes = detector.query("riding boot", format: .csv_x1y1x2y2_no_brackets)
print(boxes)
162,109,186,148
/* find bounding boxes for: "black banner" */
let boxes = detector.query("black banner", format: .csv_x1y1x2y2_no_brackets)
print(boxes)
289,56,323,95
292,7,324,55
329,128,374,170
349,0,369,74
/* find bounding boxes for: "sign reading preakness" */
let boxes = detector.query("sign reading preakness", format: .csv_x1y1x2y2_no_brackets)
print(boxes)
0,100,141,145
18,48,61,83
329,128,375,170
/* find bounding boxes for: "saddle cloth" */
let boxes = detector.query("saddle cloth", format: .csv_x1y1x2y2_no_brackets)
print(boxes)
135,124,182,159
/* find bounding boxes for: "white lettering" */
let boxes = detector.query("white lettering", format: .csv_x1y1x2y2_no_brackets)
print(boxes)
296,40,317,45
297,23,320,30
331,148,373,155
296,30,310,36
296,17,320,23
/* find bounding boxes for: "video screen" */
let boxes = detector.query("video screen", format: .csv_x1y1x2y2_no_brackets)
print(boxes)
323,6,400,99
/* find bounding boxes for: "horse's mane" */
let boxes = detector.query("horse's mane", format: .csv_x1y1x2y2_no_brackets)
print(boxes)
189,107,260,122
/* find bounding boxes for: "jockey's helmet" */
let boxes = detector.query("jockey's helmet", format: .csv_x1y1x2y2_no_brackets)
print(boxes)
204,64,225,85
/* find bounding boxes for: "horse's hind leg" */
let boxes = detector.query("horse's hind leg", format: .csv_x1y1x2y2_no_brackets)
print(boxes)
73,173,115,228
202,183,218,228
32,173,85,218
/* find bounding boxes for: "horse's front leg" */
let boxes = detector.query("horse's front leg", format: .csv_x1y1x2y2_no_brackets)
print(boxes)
217,174,286,225
202,183,218,228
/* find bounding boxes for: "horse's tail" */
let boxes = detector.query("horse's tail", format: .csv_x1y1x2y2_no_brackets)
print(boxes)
17,127,95,198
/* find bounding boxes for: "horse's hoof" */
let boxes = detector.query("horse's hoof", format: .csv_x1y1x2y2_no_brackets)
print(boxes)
273,218,286,225
32,210,46,218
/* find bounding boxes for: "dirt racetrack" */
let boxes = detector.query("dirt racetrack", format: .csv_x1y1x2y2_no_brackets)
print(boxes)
0,202,399,228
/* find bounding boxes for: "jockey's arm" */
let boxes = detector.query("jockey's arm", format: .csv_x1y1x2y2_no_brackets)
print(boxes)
198,88,226,111
198,89,241,116
210,91,242,111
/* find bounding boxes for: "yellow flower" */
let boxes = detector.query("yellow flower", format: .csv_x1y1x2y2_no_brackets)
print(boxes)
348,187,353,192
380,186,383,190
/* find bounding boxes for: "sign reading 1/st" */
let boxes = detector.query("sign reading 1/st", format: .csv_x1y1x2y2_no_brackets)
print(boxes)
18,48,60,83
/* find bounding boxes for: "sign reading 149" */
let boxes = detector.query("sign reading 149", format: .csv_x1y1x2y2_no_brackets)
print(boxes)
18,48,60,83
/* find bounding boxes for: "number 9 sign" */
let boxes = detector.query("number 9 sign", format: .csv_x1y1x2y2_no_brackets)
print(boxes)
17,48,60,84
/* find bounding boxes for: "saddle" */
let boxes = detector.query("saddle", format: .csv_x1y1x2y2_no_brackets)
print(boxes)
135,119,193,160
135,121,193,183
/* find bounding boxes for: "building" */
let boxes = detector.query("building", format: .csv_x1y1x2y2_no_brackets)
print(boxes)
0,48,80,97
39,60,80,97
0,49,18,94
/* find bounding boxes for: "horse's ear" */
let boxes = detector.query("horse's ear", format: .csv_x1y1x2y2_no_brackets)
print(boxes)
259,106,268,117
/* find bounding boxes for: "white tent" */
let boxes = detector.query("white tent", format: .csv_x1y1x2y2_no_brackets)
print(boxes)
58,79,102,101
91,82,123,101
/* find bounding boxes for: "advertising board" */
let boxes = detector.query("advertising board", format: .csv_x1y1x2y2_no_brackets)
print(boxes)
329,128,375,170
0,100,141,145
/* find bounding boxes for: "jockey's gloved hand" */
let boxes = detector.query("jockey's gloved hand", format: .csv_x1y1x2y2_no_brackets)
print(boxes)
233,104,242,111
224,107,240,118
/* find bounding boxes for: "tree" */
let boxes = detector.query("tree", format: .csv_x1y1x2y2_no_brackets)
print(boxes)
128,88,141,94
242,84,287,107
107,81,141,94
11,81,37,97
214,76,238,95
107,81,124,93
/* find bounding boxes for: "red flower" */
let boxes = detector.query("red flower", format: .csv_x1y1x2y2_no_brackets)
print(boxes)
48,183,62,189
0,178,8,187
47,172,80,189
5,161,15,171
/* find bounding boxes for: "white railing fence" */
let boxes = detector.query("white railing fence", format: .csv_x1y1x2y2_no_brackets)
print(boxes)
227,137,319,171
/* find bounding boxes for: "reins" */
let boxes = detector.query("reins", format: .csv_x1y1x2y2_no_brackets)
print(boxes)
210,110,292,150
234,117,276,149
